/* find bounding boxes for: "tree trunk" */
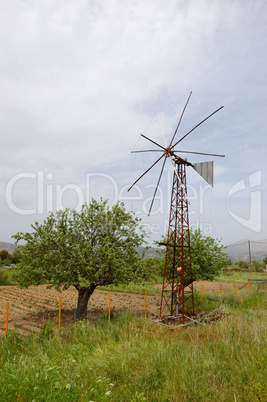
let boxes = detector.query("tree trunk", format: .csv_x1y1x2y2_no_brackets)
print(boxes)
76,283,96,320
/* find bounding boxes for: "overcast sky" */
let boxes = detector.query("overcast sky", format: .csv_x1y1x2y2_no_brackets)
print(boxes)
1,0,266,248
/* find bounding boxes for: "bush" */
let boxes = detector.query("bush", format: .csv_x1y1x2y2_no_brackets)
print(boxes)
238,260,249,270
0,270,10,286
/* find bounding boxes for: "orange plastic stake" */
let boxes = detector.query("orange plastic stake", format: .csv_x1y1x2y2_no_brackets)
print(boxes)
235,284,243,305
144,289,147,318
260,282,262,294
201,285,204,300
5,302,9,336
108,292,111,323
58,298,62,331
234,283,237,300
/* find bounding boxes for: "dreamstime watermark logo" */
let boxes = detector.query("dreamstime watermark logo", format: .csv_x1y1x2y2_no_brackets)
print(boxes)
227,170,262,232
5,170,215,235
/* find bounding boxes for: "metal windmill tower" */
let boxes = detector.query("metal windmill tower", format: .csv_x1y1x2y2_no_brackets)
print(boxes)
128,92,225,324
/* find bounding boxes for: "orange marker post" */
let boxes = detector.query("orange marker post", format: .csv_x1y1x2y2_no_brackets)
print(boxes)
108,292,111,323
58,298,62,331
235,284,243,305
234,283,237,300
201,285,204,300
144,289,147,318
260,282,262,294
5,302,9,336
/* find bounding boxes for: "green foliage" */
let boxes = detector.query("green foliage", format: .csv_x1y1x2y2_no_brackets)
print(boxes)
0,250,9,260
238,260,249,270
0,270,10,285
263,255,267,265
141,256,162,281
190,229,228,281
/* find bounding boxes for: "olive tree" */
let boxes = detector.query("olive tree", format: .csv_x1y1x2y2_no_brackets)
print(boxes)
13,199,146,320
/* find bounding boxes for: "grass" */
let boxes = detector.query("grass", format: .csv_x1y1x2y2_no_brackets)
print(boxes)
0,292,266,401
100,280,161,296
216,270,267,284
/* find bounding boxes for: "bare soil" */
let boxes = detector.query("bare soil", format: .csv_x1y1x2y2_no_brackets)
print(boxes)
0,281,236,336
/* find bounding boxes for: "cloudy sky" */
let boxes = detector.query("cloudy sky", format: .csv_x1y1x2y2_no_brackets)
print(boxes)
1,0,266,248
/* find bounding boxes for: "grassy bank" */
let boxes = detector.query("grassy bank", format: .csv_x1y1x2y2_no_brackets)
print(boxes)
0,293,266,401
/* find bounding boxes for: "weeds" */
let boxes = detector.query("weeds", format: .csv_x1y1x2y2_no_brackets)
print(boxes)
0,293,266,401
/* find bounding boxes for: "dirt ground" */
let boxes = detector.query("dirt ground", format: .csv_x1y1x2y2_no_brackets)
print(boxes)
0,281,237,336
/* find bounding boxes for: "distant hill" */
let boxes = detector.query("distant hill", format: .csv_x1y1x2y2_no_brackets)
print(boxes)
0,241,17,254
2,239,265,263
225,240,267,262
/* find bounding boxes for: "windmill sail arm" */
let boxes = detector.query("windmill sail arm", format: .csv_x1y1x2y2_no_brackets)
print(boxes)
148,155,167,216
128,153,165,192
169,91,192,147
140,134,166,151
171,106,224,149
131,150,163,153
173,150,225,157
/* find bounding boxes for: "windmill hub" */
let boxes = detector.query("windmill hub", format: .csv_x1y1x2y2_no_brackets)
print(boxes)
165,147,171,154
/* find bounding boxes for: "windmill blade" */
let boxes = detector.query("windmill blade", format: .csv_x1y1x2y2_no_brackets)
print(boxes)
173,150,225,157
148,155,167,216
128,153,165,192
193,161,214,186
169,91,192,147
141,134,166,151
171,106,224,149
131,150,163,153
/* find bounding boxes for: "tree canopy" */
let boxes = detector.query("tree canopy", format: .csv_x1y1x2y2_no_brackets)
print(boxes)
13,199,146,319
189,229,228,281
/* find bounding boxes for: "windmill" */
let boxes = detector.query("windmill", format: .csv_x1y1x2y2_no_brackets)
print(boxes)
128,92,225,324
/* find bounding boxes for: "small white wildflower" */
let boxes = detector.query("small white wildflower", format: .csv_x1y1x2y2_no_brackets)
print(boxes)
72,359,76,363
66,383,71,389
109,383,114,387
105,390,111,396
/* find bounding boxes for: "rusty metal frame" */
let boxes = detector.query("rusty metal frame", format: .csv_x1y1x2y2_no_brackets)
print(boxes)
160,160,194,324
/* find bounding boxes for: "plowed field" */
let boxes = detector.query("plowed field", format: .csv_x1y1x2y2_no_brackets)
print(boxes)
0,281,236,335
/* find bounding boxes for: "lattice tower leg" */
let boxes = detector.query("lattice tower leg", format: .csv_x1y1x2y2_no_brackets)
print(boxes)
160,162,194,324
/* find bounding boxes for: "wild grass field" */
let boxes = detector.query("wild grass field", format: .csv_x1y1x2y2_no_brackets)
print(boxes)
0,289,266,401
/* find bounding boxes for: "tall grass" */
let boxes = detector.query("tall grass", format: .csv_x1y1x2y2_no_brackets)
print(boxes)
0,293,266,401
